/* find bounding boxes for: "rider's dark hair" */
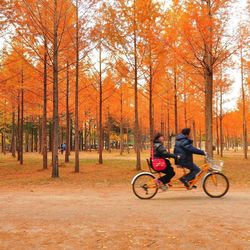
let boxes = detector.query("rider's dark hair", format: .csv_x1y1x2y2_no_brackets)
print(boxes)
153,132,164,143
182,128,191,136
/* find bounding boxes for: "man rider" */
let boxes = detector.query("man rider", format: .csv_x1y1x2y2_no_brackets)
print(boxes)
174,128,206,188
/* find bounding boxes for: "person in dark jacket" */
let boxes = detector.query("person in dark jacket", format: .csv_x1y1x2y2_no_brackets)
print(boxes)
174,128,206,188
153,133,178,189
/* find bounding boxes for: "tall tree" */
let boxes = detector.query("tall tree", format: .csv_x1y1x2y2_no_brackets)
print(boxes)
173,0,235,156
238,23,249,159
42,36,48,169
74,0,80,172
133,0,141,170
65,61,70,163
240,45,248,159
51,0,59,177
98,41,103,164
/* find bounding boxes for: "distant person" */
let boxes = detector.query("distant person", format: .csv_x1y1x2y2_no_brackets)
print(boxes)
60,143,66,155
153,133,178,190
174,128,206,188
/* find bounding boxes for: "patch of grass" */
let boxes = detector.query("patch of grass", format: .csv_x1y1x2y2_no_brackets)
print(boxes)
0,150,249,189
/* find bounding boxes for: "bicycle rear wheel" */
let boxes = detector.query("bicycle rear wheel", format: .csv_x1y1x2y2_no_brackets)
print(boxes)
203,172,229,198
132,173,158,199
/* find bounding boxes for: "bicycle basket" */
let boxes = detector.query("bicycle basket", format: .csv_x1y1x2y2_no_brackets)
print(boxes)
207,158,224,172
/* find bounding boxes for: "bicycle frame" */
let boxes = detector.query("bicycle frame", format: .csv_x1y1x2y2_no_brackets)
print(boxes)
148,161,212,190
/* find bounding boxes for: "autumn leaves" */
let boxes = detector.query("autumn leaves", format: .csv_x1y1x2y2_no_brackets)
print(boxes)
0,0,249,176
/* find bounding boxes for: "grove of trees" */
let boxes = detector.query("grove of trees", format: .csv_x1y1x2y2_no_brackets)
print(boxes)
0,0,250,176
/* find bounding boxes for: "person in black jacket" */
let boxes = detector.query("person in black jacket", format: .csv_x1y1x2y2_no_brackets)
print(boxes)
153,133,178,188
174,128,206,188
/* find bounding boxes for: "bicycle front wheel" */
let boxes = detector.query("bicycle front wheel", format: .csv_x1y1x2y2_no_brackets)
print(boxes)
203,172,229,198
132,173,158,199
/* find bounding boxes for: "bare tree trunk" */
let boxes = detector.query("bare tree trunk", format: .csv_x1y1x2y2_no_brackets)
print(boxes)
120,115,124,155
20,73,24,165
11,111,16,157
1,133,6,154
80,131,83,150
48,121,51,151
70,116,73,151
89,119,92,152
216,96,220,155
204,71,213,156
52,0,59,177
174,66,178,134
204,0,213,157
65,61,70,162
31,127,34,152
42,38,48,169
133,1,141,170
60,127,63,145
120,89,124,155
98,42,103,164
39,118,42,153
107,126,110,152
192,121,197,148
167,102,171,151
183,80,187,128
240,47,248,159
149,51,154,143
2,99,7,155
160,108,164,135
74,0,80,172
84,118,87,151
126,127,130,154
85,123,88,151
161,119,164,136
17,92,20,160
34,128,38,152
107,107,111,153
25,130,29,152
219,89,223,157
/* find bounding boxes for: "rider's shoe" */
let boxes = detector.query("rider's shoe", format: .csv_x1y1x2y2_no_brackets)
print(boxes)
160,184,168,191
179,177,190,189
185,185,197,190
155,179,163,186
155,180,167,191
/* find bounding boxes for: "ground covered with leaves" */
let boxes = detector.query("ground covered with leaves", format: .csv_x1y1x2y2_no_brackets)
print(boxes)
0,151,249,249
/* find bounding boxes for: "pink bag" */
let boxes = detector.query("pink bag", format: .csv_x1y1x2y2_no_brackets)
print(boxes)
151,146,167,171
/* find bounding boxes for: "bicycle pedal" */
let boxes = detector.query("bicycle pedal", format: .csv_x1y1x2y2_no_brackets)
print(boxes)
160,186,168,191
158,188,167,192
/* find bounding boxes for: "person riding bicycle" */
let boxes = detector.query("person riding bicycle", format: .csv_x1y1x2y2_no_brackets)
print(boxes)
174,128,206,188
153,133,178,190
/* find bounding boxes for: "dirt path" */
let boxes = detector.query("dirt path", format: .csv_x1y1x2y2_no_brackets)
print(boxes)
0,186,250,250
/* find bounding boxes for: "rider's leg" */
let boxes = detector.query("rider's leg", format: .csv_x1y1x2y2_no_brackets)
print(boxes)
158,166,175,184
182,163,200,182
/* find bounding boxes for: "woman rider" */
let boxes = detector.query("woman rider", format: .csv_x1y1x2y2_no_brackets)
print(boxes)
153,133,179,190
